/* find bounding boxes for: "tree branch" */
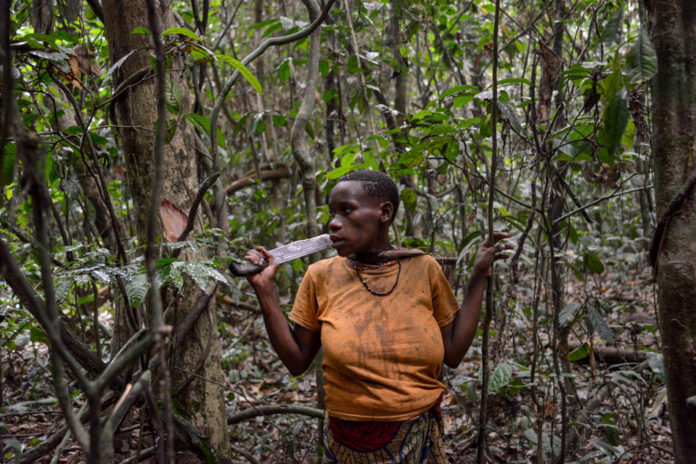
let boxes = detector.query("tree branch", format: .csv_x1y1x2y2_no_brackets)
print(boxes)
224,167,291,194
227,404,323,425
649,170,696,269
177,171,220,242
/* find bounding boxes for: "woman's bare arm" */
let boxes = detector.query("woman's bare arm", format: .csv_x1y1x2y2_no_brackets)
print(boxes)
246,247,321,375
441,233,512,368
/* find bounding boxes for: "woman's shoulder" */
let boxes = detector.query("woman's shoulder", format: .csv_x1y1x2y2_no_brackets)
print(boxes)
306,255,347,275
403,252,440,268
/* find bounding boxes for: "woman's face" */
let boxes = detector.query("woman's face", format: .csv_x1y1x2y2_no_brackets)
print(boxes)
328,181,391,257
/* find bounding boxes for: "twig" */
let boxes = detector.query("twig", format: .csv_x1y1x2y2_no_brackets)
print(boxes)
227,404,323,425
208,0,337,163
649,169,696,269
50,402,89,464
230,446,260,464
176,172,220,242
121,446,157,464
144,0,167,333
477,0,501,462
554,185,653,225
224,168,292,194
172,289,216,350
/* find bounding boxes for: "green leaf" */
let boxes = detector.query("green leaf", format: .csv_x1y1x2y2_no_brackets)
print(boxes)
325,163,367,180
401,188,417,213
166,77,182,115
126,273,149,308
177,261,228,291
1,149,15,192
164,119,177,144
29,326,49,345
598,89,628,163
625,28,657,82
216,54,262,94
567,343,590,361
487,362,513,393
132,27,150,35
272,114,287,127
277,59,290,83
162,27,203,42
496,100,523,134
600,7,624,45
585,251,605,275
588,438,624,458
495,77,530,86
587,305,615,345
185,113,225,148
559,302,582,330
412,109,433,120
347,55,362,74
440,85,479,99
647,352,665,381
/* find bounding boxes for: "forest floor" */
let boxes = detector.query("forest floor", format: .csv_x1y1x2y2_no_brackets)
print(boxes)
0,263,675,463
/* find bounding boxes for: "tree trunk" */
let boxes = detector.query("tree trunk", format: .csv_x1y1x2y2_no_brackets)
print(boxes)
101,0,229,455
651,1,696,461
290,0,321,239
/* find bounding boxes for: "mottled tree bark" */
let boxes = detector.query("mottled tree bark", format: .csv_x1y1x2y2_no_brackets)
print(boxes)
101,0,229,454
651,0,696,461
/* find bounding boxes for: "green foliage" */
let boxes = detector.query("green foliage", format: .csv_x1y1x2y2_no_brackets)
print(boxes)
216,54,263,94
0,0,666,461
625,28,657,82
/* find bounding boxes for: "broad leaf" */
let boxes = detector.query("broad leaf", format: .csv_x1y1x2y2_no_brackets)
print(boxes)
162,27,203,42
600,7,624,45
585,251,605,275
216,54,262,94
567,343,590,361
185,113,225,147
587,305,615,345
497,100,524,134
559,302,582,330
487,362,513,393
598,89,628,163
625,28,657,82
647,353,665,381
400,188,417,213
177,261,228,291
126,273,149,308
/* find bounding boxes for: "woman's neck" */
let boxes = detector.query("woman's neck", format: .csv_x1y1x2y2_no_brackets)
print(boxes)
353,243,394,264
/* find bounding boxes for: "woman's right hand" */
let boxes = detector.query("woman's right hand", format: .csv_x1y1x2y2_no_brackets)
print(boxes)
245,246,279,290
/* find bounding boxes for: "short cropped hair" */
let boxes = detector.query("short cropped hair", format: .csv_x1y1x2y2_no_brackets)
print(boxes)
337,170,400,222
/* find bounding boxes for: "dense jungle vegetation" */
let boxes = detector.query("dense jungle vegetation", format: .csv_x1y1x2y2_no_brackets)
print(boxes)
1,0,695,462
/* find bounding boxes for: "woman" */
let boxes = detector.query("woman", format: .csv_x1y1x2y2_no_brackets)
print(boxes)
244,170,511,463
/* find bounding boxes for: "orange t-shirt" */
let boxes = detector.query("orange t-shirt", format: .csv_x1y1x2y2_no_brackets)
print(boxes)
289,254,458,421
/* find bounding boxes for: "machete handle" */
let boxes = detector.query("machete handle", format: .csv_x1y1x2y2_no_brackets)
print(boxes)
229,259,269,277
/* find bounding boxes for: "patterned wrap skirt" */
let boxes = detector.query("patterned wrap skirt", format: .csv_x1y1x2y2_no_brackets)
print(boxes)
321,402,446,464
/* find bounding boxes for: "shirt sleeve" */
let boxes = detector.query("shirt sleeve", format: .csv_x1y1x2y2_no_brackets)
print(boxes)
289,266,321,332
429,258,459,327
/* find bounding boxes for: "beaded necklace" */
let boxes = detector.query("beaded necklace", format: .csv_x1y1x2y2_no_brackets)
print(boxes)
348,257,401,297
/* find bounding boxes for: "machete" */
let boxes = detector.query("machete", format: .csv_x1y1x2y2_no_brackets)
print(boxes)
229,234,333,276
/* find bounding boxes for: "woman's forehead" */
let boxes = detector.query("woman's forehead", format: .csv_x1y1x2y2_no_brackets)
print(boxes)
329,181,374,204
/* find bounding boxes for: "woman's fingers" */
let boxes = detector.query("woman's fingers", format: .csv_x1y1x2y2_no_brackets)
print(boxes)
255,246,278,266
244,247,277,268
244,249,265,266
482,232,511,248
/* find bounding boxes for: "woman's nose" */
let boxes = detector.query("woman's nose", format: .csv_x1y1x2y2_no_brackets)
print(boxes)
328,216,341,230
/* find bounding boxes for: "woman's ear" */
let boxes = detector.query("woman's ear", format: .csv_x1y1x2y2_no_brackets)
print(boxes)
379,201,394,224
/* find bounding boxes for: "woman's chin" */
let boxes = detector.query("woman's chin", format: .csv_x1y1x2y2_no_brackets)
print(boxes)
332,243,352,257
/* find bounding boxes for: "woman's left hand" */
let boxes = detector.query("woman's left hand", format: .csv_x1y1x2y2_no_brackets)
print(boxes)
472,232,514,278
